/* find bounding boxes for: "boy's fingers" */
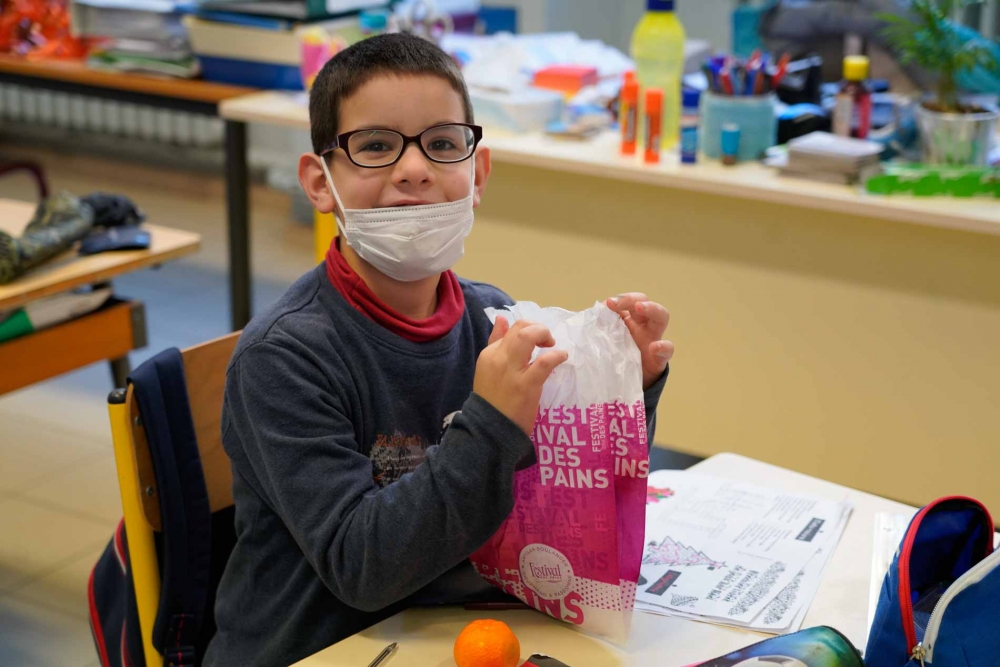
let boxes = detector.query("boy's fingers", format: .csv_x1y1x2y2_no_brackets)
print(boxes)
488,316,509,346
507,323,556,365
635,301,670,328
526,349,569,384
651,340,675,364
606,293,649,313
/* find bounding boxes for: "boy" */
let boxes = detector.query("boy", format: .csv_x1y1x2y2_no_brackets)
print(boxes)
205,33,673,667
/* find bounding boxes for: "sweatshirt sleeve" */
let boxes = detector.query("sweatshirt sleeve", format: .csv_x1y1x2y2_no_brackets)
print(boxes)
225,341,534,613
643,363,669,449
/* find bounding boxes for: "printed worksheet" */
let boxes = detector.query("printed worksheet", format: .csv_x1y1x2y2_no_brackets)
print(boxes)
637,471,853,630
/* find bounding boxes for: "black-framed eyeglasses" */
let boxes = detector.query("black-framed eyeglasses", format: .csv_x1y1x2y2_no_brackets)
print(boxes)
319,123,483,168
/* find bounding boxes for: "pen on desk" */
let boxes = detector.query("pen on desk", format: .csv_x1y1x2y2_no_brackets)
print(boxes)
367,642,397,667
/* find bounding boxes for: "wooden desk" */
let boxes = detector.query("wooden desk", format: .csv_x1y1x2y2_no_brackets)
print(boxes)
0,55,255,330
0,198,200,394
294,453,914,667
220,91,1000,511
219,90,1000,237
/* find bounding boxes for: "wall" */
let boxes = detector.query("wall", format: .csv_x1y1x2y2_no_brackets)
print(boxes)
458,160,1000,509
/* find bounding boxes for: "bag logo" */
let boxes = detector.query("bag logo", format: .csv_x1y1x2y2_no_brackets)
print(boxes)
520,544,574,600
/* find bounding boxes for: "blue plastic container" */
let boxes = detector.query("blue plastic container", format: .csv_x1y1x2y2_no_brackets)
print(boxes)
700,92,776,162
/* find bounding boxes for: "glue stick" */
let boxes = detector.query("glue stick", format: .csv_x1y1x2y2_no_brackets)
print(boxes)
644,88,663,165
620,79,639,156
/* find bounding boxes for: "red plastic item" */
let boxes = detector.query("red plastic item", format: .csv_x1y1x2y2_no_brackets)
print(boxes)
644,88,663,164
533,65,599,93
0,0,90,60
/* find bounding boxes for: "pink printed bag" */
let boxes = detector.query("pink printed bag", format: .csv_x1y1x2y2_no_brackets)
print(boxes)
471,301,650,643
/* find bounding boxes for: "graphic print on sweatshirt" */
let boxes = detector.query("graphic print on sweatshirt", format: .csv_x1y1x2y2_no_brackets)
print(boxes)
370,432,429,487
369,411,463,487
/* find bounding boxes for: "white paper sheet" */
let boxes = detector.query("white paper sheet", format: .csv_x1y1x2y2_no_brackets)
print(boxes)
637,471,853,632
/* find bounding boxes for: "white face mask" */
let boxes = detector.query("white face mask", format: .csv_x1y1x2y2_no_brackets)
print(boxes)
320,155,475,282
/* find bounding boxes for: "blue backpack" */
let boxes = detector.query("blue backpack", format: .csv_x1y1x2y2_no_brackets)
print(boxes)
866,496,1000,667
89,349,236,667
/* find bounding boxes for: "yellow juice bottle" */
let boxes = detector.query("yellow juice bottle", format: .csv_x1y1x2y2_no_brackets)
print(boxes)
631,0,686,150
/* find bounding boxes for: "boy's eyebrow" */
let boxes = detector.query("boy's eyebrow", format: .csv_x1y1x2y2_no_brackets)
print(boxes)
344,120,466,134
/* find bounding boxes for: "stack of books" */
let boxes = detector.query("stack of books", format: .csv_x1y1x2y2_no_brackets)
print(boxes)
184,0,385,89
781,131,884,185
72,0,199,78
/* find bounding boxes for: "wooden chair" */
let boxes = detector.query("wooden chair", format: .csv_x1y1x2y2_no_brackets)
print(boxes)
107,332,239,666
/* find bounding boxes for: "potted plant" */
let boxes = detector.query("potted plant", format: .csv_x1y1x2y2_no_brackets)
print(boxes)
881,0,1000,165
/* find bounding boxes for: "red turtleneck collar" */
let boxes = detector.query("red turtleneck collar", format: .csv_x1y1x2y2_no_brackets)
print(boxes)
324,240,465,343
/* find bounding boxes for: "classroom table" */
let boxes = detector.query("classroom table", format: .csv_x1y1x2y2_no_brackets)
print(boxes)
218,90,1000,512
292,452,914,666
0,56,254,330
0,197,200,394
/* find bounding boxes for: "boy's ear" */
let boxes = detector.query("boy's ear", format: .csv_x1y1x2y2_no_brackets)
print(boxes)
473,146,492,208
298,153,337,215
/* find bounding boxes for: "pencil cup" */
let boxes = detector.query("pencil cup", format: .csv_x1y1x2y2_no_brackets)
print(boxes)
700,92,777,162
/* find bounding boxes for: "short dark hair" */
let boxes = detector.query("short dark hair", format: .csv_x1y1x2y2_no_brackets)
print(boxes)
309,33,474,155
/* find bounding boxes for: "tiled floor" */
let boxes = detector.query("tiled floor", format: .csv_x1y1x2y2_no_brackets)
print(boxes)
0,145,310,667
0,145,700,666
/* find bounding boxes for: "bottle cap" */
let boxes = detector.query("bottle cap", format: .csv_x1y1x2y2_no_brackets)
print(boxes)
682,87,701,110
647,0,675,10
645,88,663,115
621,80,639,103
624,70,636,84
721,122,741,156
843,55,870,81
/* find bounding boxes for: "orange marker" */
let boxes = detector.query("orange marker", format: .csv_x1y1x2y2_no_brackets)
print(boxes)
620,80,639,155
644,88,663,164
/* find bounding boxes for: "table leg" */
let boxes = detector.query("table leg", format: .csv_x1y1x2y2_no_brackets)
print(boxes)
225,119,251,331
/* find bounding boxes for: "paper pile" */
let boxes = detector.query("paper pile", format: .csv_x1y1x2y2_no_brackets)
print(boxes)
779,131,884,185
636,470,853,634
72,0,199,78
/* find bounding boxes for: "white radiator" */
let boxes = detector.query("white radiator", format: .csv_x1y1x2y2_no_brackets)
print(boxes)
0,83,224,147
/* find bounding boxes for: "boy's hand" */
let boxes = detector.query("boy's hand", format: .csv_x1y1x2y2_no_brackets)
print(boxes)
606,293,674,390
474,316,569,435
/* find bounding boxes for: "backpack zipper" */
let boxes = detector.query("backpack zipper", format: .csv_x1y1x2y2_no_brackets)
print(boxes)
898,496,993,665
913,547,1000,665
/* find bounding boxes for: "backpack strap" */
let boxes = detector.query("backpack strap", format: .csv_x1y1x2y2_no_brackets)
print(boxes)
129,349,212,667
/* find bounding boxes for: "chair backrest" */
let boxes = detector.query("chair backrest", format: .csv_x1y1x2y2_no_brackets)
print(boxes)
107,331,240,667
126,332,239,530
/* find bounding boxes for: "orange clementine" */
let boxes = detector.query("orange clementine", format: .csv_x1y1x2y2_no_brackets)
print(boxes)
453,619,521,667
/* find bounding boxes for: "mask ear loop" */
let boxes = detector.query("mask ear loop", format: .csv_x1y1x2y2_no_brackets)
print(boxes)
469,148,477,200
318,155,349,239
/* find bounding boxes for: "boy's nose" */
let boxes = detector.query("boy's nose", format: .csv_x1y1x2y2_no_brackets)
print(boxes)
391,143,433,186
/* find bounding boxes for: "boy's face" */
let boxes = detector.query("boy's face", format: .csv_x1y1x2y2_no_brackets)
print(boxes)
300,74,491,216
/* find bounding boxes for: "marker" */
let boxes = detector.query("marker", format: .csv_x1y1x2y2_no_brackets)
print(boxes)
720,69,734,96
643,88,663,164
620,79,639,156
772,52,791,89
